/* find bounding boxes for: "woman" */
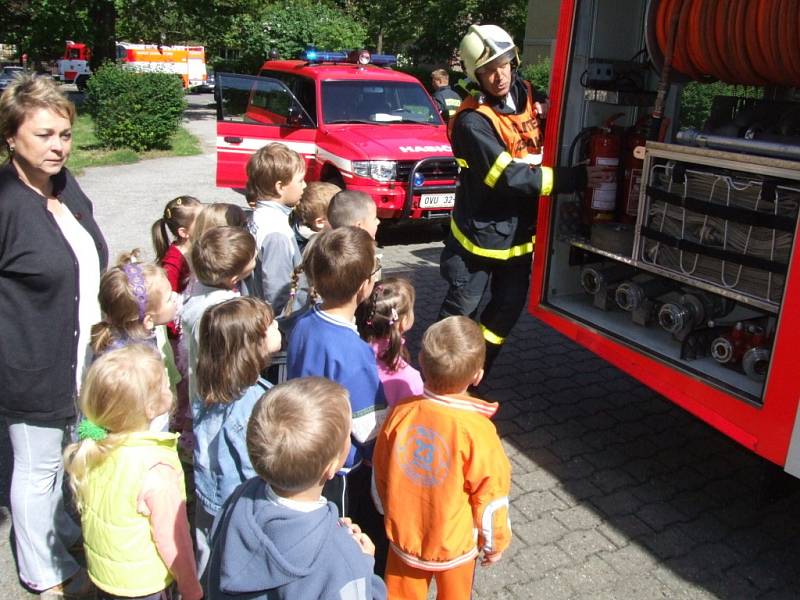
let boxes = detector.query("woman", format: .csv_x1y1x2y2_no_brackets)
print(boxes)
0,74,107,595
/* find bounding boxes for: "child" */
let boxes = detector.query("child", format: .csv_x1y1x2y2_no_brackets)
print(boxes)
91,251,181,432
192,296,282,575
151,195,203,327
151,195,202,435
291,181,339,252
287,226,388,572
205,377,387,600
372,316,512,600
246,143,307,313
181,226,257,403
356,277,423,407
63,345,202,600
327,190,380,239
192,202,249,241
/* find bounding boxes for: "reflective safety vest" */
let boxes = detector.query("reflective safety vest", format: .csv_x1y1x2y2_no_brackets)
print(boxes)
448,80,551,260
449,80,542,164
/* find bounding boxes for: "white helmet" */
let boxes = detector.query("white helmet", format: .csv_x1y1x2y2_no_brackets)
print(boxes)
459,24,519,82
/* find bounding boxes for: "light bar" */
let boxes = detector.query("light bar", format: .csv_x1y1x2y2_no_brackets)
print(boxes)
299,48,397,67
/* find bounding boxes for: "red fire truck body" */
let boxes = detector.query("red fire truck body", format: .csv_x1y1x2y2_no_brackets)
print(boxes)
529,0,800,477
215,52,457,221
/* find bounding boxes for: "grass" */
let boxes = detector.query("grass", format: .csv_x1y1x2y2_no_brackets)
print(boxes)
66,113,202,174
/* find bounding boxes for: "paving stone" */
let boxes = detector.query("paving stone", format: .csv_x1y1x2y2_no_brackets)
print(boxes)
556,529,618,561
595,574,674,599
598,543,657,575
596,514,654,546
507,570,576,600
516,468,560,493
510,428,556,450
551,479,602,504
589,468,637,494
553,505,604,530
512,543,572,579
555,554,619,594
590,489,644,517
473,555,528,595
635,501,687,531
640,528,698,560
514,513,569,546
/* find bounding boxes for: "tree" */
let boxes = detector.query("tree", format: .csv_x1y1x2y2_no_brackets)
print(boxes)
225,0,367,72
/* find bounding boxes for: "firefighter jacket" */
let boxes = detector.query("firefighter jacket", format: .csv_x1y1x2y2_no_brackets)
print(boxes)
372,390,512,571
447,76,581,261
432,85,462,122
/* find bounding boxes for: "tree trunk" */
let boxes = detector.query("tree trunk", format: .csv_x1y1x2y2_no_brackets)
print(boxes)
88,0,116,70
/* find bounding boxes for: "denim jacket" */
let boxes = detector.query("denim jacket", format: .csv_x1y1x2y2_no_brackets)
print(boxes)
193,378,272,515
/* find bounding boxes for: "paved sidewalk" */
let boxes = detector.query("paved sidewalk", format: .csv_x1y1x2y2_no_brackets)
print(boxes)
2,95,799,599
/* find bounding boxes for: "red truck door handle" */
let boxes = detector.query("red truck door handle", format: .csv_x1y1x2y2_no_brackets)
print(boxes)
224,136,243,144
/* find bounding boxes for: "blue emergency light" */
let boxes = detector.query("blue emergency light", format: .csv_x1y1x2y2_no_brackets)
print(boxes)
299,48,397,67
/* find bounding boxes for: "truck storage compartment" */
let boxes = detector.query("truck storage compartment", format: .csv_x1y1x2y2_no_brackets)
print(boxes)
539,0,800,406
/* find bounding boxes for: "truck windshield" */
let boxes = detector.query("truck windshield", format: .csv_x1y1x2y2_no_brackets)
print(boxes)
322,80,441,125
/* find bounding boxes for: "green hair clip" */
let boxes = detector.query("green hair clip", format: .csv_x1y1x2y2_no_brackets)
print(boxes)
77,419,108,442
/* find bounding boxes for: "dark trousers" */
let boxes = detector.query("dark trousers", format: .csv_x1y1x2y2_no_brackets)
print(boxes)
438,244,532,371
323,465,388,577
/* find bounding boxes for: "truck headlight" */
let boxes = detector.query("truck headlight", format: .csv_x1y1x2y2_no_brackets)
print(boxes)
352,160,397,182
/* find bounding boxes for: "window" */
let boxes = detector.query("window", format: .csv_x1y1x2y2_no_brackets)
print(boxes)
322,80,441,125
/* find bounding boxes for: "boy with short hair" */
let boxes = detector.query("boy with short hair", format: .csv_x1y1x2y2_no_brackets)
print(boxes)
246,142,307,313
204,377,387,600
182,226,257,403
372,316,512,599
287,226,388,572
327,190,380,239
291,181,339,252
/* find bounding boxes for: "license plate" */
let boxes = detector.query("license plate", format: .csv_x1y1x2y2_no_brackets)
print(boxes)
420,193,455,209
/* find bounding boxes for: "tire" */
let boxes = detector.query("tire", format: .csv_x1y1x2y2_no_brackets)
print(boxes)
323,171,345,190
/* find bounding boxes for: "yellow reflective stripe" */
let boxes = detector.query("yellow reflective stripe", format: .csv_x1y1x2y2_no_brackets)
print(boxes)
450,219,534,260
541,166,554,196
456,158,469,168
483,152,512,188
480,324,505,345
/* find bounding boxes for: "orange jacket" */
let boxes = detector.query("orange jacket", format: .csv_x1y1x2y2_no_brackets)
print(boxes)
372,390,512,571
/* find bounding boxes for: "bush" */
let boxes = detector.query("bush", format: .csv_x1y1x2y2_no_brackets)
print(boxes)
85,63,187,151
519,59,551,94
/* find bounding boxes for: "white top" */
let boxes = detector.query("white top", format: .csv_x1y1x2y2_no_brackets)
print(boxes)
52,204,101,390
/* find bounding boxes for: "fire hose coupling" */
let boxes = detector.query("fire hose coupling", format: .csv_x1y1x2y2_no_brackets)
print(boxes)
615,277,674,312
742,347,770,382
658,291,734,335
580,263,634,296
710,322,770,381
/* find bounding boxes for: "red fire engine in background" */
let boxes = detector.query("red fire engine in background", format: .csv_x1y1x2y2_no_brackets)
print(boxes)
530,0,800,478
55,41,207,90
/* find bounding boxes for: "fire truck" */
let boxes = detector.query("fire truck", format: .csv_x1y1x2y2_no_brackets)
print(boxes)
529,0,800,477
56,41,92,90
56,41,208,90
215,50,458,221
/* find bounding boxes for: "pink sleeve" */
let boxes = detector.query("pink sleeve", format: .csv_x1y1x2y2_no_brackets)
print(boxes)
138,464,203,600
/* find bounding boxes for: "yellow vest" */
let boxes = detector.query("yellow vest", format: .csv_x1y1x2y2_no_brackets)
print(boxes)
82,431,183,596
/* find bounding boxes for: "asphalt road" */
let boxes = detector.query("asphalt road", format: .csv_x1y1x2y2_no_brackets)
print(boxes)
2,93,800,599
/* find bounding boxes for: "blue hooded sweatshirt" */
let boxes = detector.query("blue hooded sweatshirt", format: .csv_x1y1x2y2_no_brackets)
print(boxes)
205,477,387,600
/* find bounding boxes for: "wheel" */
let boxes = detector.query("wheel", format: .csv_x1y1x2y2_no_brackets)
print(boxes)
322,171,345,190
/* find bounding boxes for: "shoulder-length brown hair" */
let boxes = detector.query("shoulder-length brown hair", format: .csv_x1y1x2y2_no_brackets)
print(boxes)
197,297,275,405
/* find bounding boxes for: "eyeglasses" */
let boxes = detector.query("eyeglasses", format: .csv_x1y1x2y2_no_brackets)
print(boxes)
371,256,383,278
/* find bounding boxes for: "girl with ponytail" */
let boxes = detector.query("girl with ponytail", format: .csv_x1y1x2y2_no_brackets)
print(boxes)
64,345,201,600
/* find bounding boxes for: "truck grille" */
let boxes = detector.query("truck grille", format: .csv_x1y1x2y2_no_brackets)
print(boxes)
396,159,458,182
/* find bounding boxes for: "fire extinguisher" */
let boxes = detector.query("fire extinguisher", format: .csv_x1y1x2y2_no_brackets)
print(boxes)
583,113,623,225
620,116,648,223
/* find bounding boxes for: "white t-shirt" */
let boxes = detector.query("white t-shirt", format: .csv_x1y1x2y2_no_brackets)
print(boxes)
52,205,101,390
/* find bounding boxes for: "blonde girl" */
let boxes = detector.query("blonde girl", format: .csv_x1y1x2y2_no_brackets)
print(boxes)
63,345,202,600
356,277,423,406
192,296,282,574
151,195,202,335
191,202,248,241
91,251,180,431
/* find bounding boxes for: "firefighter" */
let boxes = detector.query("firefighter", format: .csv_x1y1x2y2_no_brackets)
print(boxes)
430,68,462,122
438,23,608,376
